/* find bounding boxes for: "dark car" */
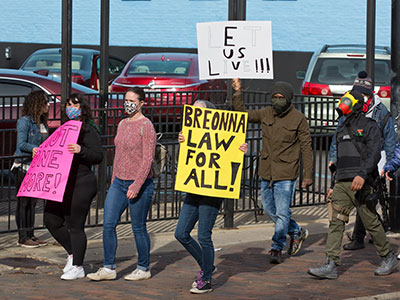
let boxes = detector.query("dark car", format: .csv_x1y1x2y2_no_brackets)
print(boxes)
20,48,126,90
0,68,99,157
110,53,226,113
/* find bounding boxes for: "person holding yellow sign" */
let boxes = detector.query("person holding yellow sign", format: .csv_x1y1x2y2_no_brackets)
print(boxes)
232,79,313,264
174,100,248,294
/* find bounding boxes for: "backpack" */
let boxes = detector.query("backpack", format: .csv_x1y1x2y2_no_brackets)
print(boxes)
140,122,168,178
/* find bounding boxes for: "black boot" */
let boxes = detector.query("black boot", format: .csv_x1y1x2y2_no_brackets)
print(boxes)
375,251,398,276
343,240,365,251
307,257,338,279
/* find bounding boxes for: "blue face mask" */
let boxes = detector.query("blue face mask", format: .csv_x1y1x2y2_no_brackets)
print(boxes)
66,107,82,120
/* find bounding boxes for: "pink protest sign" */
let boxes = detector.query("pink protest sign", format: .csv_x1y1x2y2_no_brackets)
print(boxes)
17,120,82,202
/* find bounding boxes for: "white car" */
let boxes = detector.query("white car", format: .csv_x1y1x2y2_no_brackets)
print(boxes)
296,44,391,129
298,44,391,108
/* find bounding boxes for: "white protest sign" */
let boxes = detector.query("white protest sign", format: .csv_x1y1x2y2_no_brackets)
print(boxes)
197,21,273,80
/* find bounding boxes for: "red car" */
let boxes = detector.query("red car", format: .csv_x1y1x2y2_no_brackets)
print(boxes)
110,53,226,116
0,68,98,157
20,48,126,90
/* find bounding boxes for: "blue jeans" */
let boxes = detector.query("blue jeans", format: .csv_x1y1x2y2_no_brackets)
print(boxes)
174,194,221,282
260,179,300,251
103,177,153,271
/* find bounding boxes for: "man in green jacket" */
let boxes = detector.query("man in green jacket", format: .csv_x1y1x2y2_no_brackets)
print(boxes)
232,79,313,264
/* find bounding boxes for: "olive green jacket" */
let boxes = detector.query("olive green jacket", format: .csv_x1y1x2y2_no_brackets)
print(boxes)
233,92,313,181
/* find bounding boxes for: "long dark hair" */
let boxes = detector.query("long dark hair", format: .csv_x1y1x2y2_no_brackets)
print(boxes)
22,90,49,126
63,94,93,124
64,94,100,133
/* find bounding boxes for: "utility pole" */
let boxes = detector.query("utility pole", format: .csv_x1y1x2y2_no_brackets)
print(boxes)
61,0,72,110
224,0,246,229
366,0,376,88
97,0,110,208
389,0,400,232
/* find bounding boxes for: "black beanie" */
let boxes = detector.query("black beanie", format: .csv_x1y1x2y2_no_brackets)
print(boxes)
270,81,294,102
353,71,373,96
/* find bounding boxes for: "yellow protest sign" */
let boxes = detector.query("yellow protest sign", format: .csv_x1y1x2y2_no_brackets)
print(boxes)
175,105,248,199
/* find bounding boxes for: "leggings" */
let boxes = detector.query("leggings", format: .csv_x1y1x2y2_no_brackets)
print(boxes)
14,167,37,240
44,171,97,266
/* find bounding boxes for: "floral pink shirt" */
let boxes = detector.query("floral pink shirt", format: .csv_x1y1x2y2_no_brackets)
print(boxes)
113,117,156,195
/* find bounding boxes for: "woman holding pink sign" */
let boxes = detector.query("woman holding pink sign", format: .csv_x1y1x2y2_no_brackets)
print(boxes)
44,94,103,280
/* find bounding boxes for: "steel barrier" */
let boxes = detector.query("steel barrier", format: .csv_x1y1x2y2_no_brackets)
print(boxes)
0,91,338,233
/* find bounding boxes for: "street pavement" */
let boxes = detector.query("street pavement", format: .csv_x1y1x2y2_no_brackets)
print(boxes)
0,207,400,300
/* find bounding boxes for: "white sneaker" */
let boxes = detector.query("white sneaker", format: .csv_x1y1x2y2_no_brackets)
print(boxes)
397,253,400,260
60,265,85,280
87,267,117,281
124,268,151,281
63,255,73,274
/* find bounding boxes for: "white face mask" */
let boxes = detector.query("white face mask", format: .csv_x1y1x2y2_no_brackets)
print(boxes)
124,101,139,115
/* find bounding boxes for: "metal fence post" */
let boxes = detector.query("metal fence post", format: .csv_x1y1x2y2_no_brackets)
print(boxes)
223,0,247,229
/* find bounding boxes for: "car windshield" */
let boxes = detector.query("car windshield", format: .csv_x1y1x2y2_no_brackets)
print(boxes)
310,58,390,85
127,60,192,76
23,54,86,71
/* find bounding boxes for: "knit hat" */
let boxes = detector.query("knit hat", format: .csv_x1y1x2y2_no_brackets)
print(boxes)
270,81,294,102
352,71,373,96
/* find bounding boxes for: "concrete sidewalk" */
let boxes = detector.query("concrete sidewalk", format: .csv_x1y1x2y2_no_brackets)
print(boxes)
0,207,400,299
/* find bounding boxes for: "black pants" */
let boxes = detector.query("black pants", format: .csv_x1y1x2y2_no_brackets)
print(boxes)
44,171,97,266
13,167,37,241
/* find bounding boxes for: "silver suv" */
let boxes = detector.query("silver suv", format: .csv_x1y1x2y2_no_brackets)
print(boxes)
297,44,391,109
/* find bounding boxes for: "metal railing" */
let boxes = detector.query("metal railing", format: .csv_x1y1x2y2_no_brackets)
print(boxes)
0,91,338,233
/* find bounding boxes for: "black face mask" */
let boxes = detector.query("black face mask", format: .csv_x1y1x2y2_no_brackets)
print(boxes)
271,97,289,115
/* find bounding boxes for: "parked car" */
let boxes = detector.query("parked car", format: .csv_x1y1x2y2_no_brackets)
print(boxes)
0,68,99,157
110,53,226,117
20,48,126,90
296,44,391,129
297,44,391,106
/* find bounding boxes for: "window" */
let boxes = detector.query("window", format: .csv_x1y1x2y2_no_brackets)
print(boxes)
127,60,192,76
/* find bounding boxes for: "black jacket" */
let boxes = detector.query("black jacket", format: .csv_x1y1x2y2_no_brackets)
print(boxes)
336,113,381,184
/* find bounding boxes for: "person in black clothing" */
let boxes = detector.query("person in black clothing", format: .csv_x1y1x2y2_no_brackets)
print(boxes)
44,94,103,280
308,90,397,279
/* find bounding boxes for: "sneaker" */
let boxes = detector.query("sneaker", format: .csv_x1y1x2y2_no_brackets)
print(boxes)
397,253,400,260
124,268,151,281
269,249,283,264
375,251,398,276
87,267,117,281
288,228,309,255
60,265,85,280
31,236,48,246
307,257,338,279
17,238,39,248
190,280,213,294
63,255,73,274
192,266,218,288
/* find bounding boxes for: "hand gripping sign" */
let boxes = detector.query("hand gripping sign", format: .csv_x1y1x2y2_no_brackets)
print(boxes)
17,120,82,202
197,21,274,80
175,105,247,199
